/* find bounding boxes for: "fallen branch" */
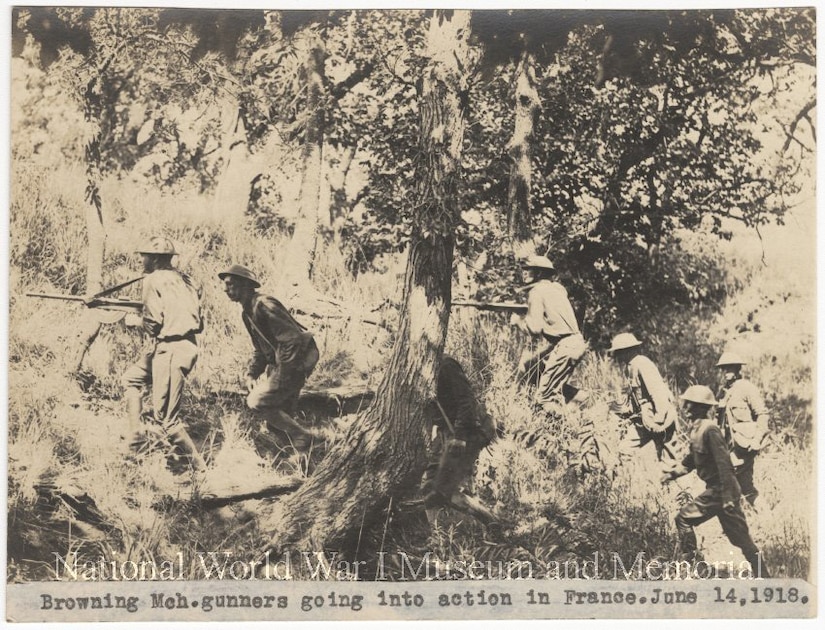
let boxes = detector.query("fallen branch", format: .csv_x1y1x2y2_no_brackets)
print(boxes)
200,476,304,509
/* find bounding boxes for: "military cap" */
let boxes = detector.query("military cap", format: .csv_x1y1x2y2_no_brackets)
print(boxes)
218,264,261,288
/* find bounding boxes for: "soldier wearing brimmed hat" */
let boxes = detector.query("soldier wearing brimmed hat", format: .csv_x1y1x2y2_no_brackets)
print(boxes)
608,332,677,461
715,351,769,506
510,255,587,415
219,265,322,451
122,236,206,472
661,385,769,577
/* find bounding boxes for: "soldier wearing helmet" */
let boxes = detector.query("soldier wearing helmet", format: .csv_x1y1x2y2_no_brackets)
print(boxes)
510,255,587,415
607,332,677,461
219,264,322,451
661,385,769,577
122,237,206,472
715,351,769,506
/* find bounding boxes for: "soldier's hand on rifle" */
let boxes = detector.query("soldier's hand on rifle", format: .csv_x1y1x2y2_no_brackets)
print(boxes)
508,312,522,327
124,313,143,328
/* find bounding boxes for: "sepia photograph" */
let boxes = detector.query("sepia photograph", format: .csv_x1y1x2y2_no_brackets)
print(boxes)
5,3,818,622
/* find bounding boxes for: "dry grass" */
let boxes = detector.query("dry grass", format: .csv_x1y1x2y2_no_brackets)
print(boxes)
7,165,814,583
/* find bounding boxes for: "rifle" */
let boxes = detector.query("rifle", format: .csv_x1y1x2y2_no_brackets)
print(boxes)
26,275,144,313
25,292,143,313
451,300,527,313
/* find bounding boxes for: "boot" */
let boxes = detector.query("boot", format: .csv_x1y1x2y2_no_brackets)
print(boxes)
124,389,143,437
168,427,207,472
745,551,770,579
268,411,322,450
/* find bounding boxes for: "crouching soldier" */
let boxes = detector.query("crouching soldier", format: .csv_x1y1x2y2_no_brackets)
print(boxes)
608,333,678,461
661,385,769,578
420,356,496,519
219,265,322,451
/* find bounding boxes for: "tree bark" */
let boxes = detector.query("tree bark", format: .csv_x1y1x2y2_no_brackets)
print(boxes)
506,51,540,259
257,10,472,553
285,28,327,284
72,75,107,374
212,96,254,224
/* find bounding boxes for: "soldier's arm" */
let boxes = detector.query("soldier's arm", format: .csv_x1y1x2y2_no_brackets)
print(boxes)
243,316,268,380
707,424,740,505
637,360,672,417
517,286,546,335
141,280,163,337
747,382,770,448
662,453,691,483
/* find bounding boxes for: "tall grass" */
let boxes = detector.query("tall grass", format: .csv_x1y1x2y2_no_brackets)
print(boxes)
7,165,813,582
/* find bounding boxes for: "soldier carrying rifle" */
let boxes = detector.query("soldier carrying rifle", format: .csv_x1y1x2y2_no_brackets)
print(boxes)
607,332,678,462
121,237,206,472
27,236,207,472
509,255,587,416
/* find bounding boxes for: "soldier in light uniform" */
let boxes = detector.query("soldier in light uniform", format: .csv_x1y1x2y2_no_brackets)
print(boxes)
716,352,770,506
220,265,322,450
608,332,678,461
122,237,206,471
510,255,587,414
661,385,769,577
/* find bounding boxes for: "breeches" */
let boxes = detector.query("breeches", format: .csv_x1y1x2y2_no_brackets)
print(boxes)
732,447,758,504
535,333,587,406
122,339,198,431
675,489,759,558
246,364,306,418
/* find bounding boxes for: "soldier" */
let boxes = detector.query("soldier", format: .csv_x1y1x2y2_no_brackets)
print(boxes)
122,237,206,472
716,351,770,506
420,356,496,516
219,265,322,450
510,255,587,414
608,332,678,461
661,385,769,577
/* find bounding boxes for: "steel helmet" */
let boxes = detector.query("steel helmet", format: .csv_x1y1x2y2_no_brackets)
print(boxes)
521,255,555,271
218,264,261,288
680,385,717,406
716,351,746,367
608,332,642,353
136,236,176,255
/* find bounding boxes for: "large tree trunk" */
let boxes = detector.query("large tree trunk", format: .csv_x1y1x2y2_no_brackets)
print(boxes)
72,76,107,374
258,10,472,553
506,50,540,259
285,29,327,284
212,97,254,224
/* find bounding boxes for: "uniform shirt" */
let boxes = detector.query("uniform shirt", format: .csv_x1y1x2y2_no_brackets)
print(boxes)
520,279,580,338
142,269,202,341
436,356,495,444
627,354,675,417
681,418,741,504
718,378,769,450
243,293,313,380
